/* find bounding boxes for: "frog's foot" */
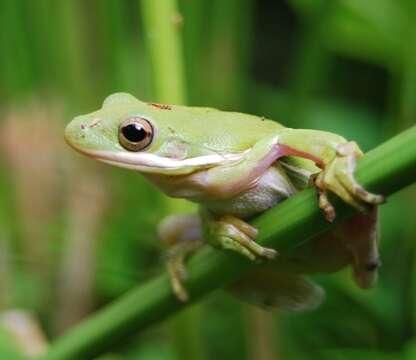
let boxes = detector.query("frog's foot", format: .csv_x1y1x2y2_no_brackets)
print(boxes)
313,141,384,222
158,214,204,302
166,241,202,302
335,208,381,289
210,215,278,261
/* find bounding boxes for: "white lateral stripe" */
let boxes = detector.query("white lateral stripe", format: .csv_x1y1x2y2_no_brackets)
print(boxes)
91,149,247,169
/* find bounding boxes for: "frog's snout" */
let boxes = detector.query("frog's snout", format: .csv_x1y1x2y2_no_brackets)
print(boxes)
65,114,120,154
64,116,89,150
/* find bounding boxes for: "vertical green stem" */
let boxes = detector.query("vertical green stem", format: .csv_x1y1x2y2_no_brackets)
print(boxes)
0,0,34,100
168,307,206,360
97,0,142,95
97,0,129,93
140,0,187,104
397,40,416,130
288,0,334,127
140,1,203,360
56,0,94,108
179,0,205,105
393,10,416,339
202,0,253,109
244,306,278,360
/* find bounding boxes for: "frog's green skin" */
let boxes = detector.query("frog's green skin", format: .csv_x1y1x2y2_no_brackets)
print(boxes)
65,93,384,308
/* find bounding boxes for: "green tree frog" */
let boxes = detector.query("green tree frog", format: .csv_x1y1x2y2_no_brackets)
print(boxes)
65,93,384,310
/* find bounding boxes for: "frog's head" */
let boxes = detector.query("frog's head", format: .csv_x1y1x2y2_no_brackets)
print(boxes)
65,93,243,175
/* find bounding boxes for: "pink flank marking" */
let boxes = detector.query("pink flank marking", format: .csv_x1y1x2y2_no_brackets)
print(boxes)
220,143,325,197
277,144,324,168
195,142,326,199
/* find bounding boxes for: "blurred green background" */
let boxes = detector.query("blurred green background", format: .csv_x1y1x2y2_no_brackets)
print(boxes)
0,0,415,359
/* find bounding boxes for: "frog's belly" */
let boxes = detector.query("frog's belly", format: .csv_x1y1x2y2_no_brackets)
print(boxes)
203,167,297,219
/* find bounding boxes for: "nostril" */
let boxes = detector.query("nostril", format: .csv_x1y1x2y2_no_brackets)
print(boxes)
80,123,86,130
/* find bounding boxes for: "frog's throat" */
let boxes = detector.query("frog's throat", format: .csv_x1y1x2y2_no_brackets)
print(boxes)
70,144,248,175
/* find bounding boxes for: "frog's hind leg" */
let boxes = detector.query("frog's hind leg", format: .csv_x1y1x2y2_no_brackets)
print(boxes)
335,207,381,288
158,214,204,301
228,268,324,311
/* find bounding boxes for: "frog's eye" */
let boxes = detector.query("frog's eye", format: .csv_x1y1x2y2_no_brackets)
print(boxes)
119,117,153,151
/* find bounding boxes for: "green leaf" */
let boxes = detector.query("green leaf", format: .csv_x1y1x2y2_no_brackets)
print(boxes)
289,0,408,69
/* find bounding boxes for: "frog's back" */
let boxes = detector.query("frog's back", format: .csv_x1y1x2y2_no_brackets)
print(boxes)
159,104,285,153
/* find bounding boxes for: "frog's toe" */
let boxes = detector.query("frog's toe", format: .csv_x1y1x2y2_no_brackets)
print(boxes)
329,178,371,213
317,188,336,222
213,217,277,261
218,235,257,261
167,259,189,302
337,173,384,205
316,171,369,218
217,233,277,261
261,247,278,259
314,141,384,220
221,214,259,239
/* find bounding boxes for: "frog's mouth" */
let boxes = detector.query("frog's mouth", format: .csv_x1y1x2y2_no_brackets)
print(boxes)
68,142,246,175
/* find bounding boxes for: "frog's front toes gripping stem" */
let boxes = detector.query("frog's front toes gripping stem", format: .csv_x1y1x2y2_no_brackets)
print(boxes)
207,214,278,261
313,141,384,222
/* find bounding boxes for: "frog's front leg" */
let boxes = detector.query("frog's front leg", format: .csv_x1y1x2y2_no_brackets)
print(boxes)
196,131,382,222
277,129,384,221
158,214,204,301
200,209,277,261
198,135,284,199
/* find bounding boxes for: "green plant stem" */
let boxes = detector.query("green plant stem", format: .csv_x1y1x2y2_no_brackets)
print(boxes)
203,0,253,109
140,0,186,104
288,0,335,127
0,0,34,98
390,12,416,340
140,2,204,360
245,306,277,360
39,126,416,360
98,0,132,93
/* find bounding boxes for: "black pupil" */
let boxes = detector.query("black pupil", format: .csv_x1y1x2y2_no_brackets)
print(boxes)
122,123,147,142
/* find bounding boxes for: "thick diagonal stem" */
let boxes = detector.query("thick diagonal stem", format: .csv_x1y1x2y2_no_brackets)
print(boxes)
40,126,416,360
